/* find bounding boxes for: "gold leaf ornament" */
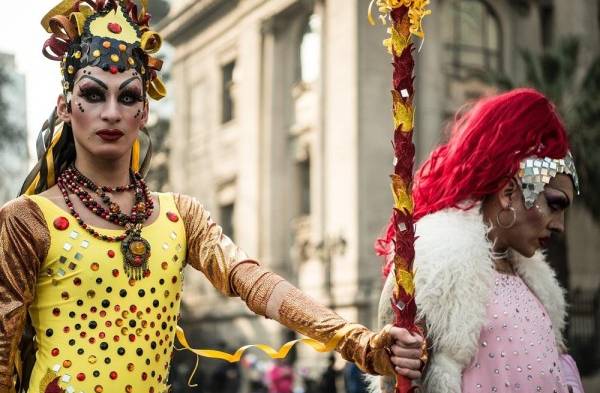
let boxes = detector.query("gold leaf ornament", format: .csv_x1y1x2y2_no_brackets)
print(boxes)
391,174,413,214
368,0,431,39
383,26,409,55
396,268,415,295
392,91,414,131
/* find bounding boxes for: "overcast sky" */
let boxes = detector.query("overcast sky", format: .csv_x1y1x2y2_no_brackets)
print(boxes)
0,1,64,148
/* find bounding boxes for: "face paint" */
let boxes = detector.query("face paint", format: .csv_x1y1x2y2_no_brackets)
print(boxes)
68,67,146,163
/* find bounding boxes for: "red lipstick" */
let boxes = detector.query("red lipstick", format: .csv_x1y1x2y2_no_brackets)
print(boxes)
96,129,124,142
538,237,550,248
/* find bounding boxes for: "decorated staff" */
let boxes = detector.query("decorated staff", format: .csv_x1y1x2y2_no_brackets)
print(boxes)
369,1,430,392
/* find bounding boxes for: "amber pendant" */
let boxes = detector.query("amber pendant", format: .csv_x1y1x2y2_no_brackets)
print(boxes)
121,229,151,280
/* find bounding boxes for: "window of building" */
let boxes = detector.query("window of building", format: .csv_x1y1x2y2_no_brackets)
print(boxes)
443,0,502,79
219,203,235,241
221,60,236,124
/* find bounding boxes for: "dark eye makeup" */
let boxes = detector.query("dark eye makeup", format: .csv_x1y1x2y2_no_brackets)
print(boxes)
77,85,143,106
119,89,144,105
78,85,105,103
544,192,570,211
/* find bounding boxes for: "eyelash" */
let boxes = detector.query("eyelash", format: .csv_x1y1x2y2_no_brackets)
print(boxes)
545,195,566,211
79,87,104,103
78,88,143,105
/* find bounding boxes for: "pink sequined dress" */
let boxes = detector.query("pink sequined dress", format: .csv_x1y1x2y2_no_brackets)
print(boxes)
462,271,568,393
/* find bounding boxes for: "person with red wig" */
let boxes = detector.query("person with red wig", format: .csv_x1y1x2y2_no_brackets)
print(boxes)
370,88,585,393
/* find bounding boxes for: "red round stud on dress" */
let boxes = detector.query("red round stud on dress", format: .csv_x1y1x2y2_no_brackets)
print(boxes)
107,250,115,258
53,216,69,230
107,22,122,34
166,212,179,222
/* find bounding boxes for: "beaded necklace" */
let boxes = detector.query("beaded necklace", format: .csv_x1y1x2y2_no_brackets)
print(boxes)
56,166,154,280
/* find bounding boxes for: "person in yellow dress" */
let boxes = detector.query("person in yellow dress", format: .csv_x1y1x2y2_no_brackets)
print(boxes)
0,1,424,392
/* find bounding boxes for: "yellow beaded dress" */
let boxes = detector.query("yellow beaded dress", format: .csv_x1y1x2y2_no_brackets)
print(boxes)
0,192,394,393
27,193,185,393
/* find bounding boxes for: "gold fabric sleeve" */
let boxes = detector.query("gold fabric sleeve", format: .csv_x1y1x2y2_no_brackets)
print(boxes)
173,193,393,375
273,282,395,376
173,193,251,297
0,197,49,393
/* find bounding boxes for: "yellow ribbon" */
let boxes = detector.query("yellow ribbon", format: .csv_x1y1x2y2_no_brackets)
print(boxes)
174,323,360,386
45,128,64,190
175,324,359,362
70,12,87,36
141,31,162,54
131,138,141,172
175,324,360,387
41,0,77,31
148,77,167,100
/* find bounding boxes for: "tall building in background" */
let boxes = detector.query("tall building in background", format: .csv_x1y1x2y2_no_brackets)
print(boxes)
0,52,28,204
160,0,600,390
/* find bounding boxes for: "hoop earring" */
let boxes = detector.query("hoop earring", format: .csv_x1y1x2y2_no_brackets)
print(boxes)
496,205,516,229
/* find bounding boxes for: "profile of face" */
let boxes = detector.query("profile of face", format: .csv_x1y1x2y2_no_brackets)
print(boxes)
57,66,148,163
491,174,574,257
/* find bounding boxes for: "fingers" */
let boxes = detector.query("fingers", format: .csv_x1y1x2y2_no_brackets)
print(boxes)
394,366,422,380
390,345,421,359
389,326,424,349
390,355,421,370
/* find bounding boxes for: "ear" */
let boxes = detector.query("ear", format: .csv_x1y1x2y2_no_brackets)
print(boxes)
139,100,149,128
498,177,520,208
56,94,72,123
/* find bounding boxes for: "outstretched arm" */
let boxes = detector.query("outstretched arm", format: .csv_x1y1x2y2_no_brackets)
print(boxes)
175,193,397,375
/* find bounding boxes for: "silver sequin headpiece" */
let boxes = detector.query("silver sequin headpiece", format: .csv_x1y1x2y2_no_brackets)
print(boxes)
518,152,580,208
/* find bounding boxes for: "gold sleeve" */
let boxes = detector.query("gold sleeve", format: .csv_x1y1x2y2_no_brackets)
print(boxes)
271,281,395,375
0,197,49,393
173,193,256,296
174,193,393,375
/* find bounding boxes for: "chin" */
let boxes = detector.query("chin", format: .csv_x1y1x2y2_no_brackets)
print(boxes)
90,145,133,160
515,245,537,258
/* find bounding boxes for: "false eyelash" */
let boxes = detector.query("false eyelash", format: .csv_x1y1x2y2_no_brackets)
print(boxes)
79,87,105,102
120,91,144,104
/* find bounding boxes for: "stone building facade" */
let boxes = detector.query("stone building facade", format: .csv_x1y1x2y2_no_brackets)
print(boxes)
160,0,599,388
0,52,28,204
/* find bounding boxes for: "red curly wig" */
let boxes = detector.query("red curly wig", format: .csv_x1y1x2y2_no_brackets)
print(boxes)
377,88,570,277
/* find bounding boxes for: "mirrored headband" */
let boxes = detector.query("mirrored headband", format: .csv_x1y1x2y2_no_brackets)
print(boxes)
518,152,580,208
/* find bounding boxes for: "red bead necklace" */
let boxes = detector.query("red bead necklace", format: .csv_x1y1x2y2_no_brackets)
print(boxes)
56,166,153,279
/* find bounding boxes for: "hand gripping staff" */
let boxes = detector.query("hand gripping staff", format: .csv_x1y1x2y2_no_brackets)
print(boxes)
369,1,431,392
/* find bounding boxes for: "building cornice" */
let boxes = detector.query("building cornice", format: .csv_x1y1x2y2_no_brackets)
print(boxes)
158,0,238,44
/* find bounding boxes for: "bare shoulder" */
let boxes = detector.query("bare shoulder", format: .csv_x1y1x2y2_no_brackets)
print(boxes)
37,185,65,205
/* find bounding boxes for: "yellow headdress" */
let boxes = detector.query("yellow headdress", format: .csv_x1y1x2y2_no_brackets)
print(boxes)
20,0,161,195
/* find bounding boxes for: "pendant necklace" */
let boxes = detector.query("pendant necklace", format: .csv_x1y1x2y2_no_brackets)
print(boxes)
57,166,154,279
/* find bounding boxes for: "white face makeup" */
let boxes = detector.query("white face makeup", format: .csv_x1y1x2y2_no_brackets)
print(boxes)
60,66,147,163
